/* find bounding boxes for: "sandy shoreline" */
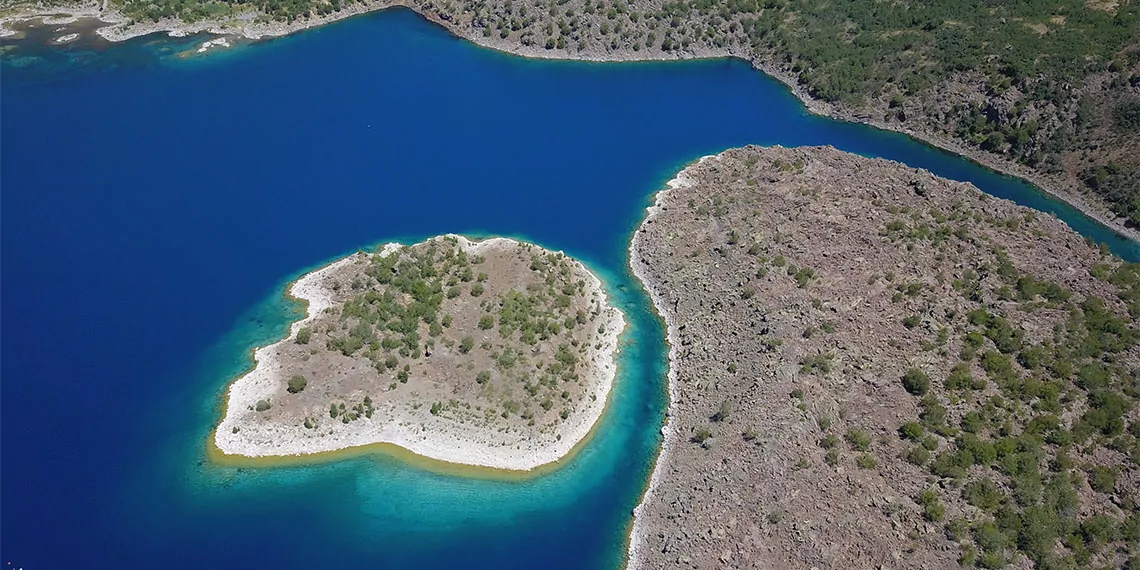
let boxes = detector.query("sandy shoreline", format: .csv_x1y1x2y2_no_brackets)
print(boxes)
212,235,626,472
2,4,1135,243
625,155,715,569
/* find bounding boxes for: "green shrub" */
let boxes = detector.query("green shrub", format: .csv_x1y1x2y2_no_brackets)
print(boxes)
295,326,312,345
691,426,712,444
1088,466,1118,494
825,448,840,466
977,552,1008,570
902,368,931,396
945,363,978,390
1080,514,1119,547
944,517,969,541
960,411,983,433
794,267,815,288
459,335,475,354
255,399,271,412
958,434,997,466
972,521,1010,553
800,352,833,375
920,396,951,434
916,489,945,522
1113,99,1140,131
963,477,1004,510
845,429,871,451
899,421,924,440
906,446,930,466
929,450,969,479
287,374,307,394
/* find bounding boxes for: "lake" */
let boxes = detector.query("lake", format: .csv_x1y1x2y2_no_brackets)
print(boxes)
1,8,1135,570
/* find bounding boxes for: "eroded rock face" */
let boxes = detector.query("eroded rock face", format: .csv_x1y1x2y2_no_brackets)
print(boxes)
215,235,624,470
631,146,1138,569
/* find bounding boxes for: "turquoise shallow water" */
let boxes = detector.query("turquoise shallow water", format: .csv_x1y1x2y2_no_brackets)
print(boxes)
1,8,1136,570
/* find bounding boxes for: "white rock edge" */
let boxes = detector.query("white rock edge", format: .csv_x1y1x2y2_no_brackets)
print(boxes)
627,155,718,568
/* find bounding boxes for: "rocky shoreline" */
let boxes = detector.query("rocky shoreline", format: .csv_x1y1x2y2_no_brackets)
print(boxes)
626,155,715,569
214,235,626,472
2,3,1135,244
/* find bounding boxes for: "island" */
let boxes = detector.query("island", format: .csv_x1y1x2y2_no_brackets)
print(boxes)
630,146,1138,569
214,235,625,471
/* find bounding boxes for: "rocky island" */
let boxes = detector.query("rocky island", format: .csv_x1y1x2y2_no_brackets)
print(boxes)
630,146,1138,569
214,235,625,471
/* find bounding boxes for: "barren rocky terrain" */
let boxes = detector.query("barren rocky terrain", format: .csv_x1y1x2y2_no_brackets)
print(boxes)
631,146,1139,569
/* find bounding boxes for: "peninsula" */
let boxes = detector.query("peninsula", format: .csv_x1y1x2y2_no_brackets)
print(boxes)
214,235,625,471
630,146,1139,569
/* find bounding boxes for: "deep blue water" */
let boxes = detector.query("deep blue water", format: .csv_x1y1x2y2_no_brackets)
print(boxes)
2,8,1137,570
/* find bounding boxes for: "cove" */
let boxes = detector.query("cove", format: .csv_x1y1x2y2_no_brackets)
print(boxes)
1,7,1136,570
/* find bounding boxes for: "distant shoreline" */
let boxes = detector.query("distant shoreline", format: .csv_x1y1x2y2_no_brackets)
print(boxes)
3,3,1136,245
211,235,626,474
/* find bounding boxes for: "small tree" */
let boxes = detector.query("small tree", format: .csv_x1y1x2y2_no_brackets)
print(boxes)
287,374,307,394
295,327,312,345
